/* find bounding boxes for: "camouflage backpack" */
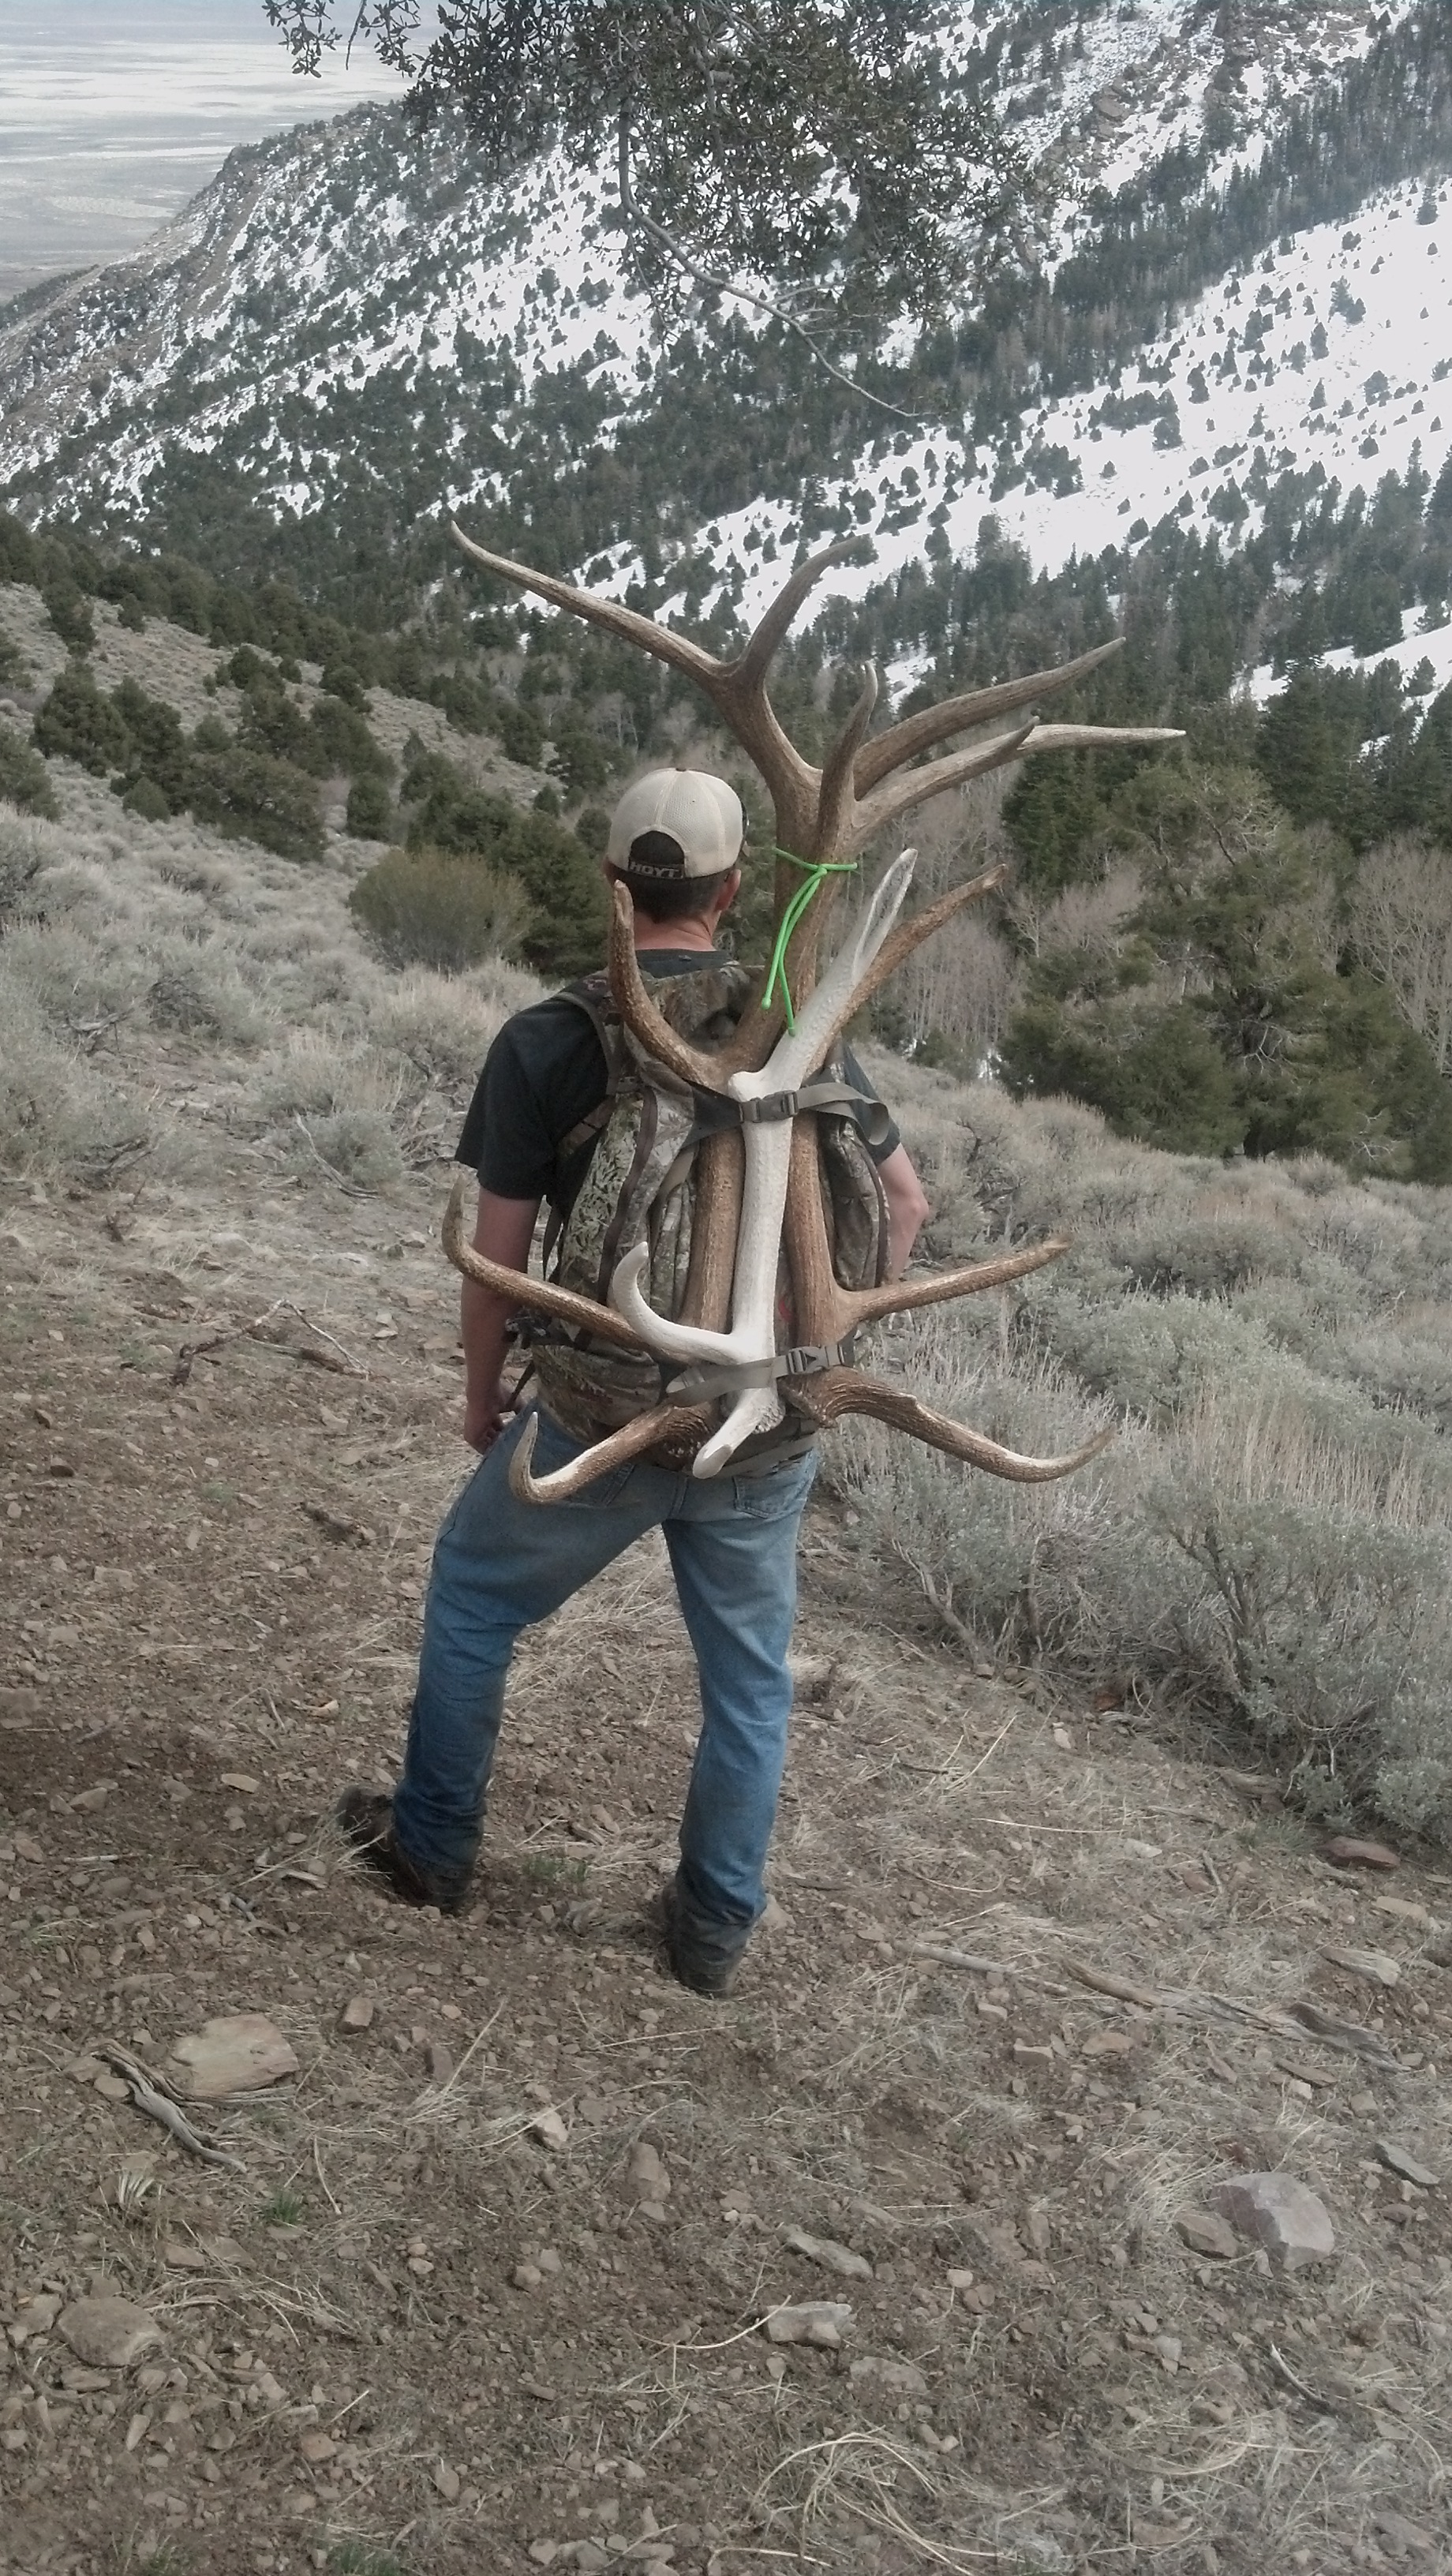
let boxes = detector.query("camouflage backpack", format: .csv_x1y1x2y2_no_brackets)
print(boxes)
527,959,890,1460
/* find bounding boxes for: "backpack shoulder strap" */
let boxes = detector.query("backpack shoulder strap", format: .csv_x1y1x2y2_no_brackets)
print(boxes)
553,973,632,1162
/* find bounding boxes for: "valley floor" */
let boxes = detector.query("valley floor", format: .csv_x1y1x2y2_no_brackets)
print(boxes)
2,1144,1450,2576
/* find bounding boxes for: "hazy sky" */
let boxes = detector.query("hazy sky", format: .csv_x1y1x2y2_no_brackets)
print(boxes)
0,0,407,303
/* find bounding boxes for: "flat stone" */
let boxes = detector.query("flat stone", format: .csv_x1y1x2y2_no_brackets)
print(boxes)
9,2293,62,2344
1209,2172,1335,2270
849,2355,927,2393
339,1994,375,2031
1376,2140,1439,2188
299,2430,336,2464
762,2300,852,2347
170,2013,298,2099
0,1687,41,1722
1175,2208,1239,2260
424,2039,455,2085
58,2298,162,2369
528,2106,568,2151
783,2226,872,2281
1324,1836,1399,1870
1323,1943,1401,1988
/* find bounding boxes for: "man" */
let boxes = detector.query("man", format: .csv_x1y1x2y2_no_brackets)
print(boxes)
340,769,930,1994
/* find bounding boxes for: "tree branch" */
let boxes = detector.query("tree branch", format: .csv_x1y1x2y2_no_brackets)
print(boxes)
615,111,926,425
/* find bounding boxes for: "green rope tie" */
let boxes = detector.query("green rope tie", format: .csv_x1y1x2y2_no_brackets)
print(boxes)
762,846,859,1033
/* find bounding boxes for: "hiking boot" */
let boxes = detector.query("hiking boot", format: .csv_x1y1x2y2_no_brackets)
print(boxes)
660,1874,750,1998
335,1787,474,1916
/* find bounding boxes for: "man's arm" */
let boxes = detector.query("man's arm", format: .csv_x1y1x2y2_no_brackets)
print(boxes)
459,1189,541,1454
877,1144,931,1279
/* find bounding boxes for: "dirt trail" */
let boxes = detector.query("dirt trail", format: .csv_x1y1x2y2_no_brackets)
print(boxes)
1,1158,1450,2576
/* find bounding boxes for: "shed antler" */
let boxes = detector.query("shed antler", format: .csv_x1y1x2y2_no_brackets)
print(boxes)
446,522,1181,1496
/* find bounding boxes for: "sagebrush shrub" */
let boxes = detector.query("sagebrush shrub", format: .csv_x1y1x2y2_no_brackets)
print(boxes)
350,843,530,972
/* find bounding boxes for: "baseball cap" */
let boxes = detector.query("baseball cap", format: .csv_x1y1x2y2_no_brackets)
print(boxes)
605,769,744,878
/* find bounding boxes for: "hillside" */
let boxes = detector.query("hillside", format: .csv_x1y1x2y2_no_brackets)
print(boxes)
5,11,1452,2573
2,753,1452,2576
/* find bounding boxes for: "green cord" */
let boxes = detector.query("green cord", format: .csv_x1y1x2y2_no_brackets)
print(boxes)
762,846,859,1032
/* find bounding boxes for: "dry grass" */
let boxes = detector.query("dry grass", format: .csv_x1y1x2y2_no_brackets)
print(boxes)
844,1050,1452,1839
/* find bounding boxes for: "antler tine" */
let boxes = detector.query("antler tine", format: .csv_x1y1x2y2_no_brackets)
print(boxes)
1016,723,1186,754
451,523,723,695
443,1175,646,1351
849,1236,1071,1328
607,884,720,1087
728,538,866,695
781,1114,1070,1342
815,662,880,859
508,1402,715,1503
853,638,1125,793
792,1368,1117,1482
818,859,1009,1049
851,718,1184,848
851,724,1036,847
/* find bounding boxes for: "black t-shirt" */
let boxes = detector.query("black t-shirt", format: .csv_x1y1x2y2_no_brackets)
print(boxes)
455,949,901,1216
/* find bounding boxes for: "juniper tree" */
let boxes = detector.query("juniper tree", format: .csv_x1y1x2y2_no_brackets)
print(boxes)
260,2,1030,393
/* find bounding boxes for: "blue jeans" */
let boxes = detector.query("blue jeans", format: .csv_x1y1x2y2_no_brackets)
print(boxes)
393,1407,818,1930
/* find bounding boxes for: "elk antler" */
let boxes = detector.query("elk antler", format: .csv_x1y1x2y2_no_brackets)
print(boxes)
447,526,1177,1500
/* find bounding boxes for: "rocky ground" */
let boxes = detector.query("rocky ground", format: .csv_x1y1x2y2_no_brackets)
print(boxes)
2,1143,1450,2576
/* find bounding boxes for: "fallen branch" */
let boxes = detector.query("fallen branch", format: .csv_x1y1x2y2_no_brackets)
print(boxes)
1063,1958,1160,2011
95,2043,246,2172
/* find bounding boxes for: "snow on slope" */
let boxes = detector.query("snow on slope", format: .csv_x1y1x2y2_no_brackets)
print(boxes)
602,174,1452,654
0,0,1446,702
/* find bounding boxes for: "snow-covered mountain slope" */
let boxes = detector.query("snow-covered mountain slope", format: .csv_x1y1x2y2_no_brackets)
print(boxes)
1,0,1447,695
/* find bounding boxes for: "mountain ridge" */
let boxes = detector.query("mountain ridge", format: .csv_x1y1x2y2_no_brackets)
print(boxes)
2,0,1446,682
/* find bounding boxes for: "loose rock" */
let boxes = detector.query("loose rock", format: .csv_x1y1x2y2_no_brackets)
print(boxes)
783,2226,873,2281
1175,2209,1238,2260
1322,1944,1401,1990
627,2142,671,2203
424,2039,455,2085
1324,1836,1399,1871
1376,2140,1439,2188
528,2106,569,2151
1209,2172,1335,2270
763,2300,853,2347
170,2012,298,2098
57,2298,162,2368
339,1995,376,2033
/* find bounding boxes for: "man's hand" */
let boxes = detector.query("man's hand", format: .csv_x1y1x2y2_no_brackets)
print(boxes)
463,1378,514,1455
